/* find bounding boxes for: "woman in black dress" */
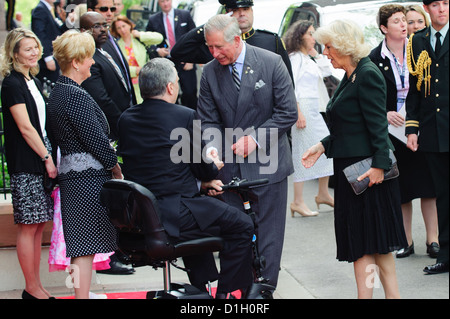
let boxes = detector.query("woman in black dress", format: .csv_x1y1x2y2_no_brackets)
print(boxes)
1,28,58,299
369,4,438,259
302,20,407,299
48,30,122,299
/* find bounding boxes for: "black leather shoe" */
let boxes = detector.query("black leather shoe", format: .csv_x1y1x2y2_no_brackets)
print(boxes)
423,262,449,275
426,242,440,258
22,290,55,299
97,260,135,275
22,290,37,299
396,242,414,258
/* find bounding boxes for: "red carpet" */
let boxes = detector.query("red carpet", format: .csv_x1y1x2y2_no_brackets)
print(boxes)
59,288,241,299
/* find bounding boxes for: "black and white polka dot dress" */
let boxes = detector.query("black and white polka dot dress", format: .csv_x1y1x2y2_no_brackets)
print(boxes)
48,76,118,258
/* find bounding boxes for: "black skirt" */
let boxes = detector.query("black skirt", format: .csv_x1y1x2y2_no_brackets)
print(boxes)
391,137,435,204
333,157,408,262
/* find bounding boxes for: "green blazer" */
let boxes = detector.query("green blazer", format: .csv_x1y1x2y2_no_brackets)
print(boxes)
405,27,449,153
321,57,394,170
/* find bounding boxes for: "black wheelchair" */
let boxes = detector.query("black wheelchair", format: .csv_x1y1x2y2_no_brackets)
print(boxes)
100,177,274,299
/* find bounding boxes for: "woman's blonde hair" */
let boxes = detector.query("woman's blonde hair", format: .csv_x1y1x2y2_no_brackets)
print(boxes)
0,28,43,78
313,19,371,66
52,29,96,73
405,4,430,28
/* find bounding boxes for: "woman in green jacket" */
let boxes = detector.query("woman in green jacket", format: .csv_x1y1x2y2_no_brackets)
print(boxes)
111,15,163,103
302,20,407,299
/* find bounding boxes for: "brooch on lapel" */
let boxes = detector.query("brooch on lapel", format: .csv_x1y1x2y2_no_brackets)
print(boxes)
255,80,266,90
174,16,179,22
245,66,254,75
351,74,357,83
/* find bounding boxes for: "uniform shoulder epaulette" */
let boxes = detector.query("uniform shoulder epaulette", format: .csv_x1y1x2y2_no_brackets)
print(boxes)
407,32,432,97
256,29,277,36
413,26,427,35
256,29,286,50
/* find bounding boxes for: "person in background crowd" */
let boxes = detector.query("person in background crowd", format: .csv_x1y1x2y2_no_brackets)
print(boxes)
6,0,16,30
303,19,407,299
369,4,438,260
114,0,125,17
406,0,449,275
146,0,198,110
31,0,68,83
0,28,58,299
87,0,137,108
283,20,334,217
48,29,122,299
197,15,297,297
110,15,163,103
80,12,133,145
405,4,430,35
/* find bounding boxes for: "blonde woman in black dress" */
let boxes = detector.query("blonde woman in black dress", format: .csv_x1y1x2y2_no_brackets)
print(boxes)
1,28,58,299
302,20,407,299
48,30,122,299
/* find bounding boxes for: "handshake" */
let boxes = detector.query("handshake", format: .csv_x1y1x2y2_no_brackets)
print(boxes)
201,147,224,196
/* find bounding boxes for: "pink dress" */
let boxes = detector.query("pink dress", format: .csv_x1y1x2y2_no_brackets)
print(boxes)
48,187,113,272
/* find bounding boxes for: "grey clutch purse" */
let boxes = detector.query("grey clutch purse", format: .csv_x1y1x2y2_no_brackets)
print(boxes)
343,150,399,195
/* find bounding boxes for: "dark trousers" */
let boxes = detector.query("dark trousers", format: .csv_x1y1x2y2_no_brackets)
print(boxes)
425,152,449,263
177,65,198,110
174,200,254,293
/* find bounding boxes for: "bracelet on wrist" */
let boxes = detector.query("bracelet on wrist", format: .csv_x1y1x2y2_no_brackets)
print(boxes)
41,153,51,161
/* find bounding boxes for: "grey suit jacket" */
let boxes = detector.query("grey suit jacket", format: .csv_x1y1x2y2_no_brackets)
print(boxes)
196,44,297,184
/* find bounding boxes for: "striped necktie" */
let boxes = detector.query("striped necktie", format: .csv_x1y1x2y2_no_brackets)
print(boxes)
100,49,128,92
231,63,241,91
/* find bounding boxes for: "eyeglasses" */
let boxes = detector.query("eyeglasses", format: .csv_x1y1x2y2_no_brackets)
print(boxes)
91,23,110,30
95,6,117,13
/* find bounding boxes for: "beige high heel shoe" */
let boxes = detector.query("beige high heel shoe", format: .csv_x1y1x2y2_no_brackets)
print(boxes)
315,196,334,210
290,203,319,217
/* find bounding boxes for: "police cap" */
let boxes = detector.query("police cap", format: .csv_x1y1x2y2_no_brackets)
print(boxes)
219,0,254,9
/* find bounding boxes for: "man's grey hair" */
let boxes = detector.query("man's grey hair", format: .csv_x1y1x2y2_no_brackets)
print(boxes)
204,14,241,43
139,58,177,99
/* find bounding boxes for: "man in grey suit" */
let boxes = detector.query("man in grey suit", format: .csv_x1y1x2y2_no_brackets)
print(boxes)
196,15,297,296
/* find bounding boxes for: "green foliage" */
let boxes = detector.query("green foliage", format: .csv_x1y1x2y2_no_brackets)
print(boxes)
14,0,144,28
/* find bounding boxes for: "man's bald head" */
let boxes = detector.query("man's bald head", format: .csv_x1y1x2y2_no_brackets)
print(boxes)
80,11,103,30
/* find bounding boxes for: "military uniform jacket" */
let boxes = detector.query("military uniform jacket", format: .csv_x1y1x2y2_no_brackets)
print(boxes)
405,27,449,153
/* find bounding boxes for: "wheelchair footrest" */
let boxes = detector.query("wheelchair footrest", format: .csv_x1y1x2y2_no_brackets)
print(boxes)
146,283,213,299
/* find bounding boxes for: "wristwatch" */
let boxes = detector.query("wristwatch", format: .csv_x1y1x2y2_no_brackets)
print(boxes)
41,153,50,161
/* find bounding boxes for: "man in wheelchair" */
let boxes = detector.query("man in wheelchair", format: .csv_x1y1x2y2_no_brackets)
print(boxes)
117,58,254,299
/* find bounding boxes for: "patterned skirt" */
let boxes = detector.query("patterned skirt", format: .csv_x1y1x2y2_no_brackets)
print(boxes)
10,136,54,224
10,172,54,224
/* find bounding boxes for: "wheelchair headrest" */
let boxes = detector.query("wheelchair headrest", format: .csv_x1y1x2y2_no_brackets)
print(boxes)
100,180,163,234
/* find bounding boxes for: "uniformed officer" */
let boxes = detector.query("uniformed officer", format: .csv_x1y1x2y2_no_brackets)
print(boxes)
405,0,449,274
170,0,294,83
